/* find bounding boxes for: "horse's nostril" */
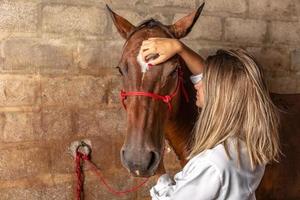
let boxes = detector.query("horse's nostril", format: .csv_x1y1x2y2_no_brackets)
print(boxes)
120,149,129,168
121,149,124,159
147,151,159,171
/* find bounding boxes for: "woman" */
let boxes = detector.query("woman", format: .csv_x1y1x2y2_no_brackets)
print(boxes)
140,38,281,200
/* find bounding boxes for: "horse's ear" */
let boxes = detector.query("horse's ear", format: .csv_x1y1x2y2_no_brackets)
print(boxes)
168,3,205,39
106,5,136,39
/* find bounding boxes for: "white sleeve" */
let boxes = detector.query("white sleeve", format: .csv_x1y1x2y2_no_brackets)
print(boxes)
190,73,203,84
150,161,222,200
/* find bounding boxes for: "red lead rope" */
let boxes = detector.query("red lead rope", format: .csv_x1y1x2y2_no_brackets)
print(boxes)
75,151,149,199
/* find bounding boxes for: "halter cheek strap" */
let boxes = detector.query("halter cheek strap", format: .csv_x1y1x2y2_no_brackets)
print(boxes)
120,68,189,112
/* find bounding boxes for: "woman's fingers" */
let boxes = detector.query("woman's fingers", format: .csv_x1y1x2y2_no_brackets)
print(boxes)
140,45,150,52
142,39,156,47
142,40,152,46
142,39,159,48
148,54,167,65
142,48,157,61
142,49,156,62
141,42,155,51
148,37,161,41
140,38,168,65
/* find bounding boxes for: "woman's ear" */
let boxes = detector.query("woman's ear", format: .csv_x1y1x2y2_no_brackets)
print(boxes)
168,3,205,39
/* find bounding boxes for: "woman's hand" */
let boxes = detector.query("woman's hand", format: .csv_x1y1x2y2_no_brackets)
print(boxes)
140,37,205,75
140,37,182,66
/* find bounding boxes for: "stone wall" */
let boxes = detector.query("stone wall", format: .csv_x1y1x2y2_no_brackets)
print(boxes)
0,0,299,199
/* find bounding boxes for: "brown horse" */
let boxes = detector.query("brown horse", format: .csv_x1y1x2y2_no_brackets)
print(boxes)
107,4,300,199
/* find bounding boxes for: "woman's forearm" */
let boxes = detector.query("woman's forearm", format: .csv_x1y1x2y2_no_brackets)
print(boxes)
177,41,205,75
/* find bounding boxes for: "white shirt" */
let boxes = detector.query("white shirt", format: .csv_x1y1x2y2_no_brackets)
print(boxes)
150,138,265,200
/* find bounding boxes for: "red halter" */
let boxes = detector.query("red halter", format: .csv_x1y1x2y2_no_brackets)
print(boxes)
120,67,189,112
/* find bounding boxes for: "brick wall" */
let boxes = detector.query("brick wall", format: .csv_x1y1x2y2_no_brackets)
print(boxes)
0,0,299,199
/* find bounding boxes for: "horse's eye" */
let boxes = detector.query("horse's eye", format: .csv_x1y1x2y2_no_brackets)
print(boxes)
116,66,123,76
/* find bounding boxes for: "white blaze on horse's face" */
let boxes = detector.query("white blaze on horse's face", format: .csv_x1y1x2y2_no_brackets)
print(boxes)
137,50,149,73
137,50,149,83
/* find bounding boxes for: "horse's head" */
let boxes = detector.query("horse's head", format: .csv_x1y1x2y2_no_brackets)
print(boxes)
107,4,204,177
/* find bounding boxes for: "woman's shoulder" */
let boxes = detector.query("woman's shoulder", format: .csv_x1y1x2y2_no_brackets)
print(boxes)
187,144,229,174
178,151,223,184
181,145,225,179
189,138,265,183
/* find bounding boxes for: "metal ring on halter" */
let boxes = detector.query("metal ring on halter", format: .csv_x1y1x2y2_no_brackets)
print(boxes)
76,141,92,156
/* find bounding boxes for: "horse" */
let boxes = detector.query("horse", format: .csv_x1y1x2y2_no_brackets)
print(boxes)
107,4,300,199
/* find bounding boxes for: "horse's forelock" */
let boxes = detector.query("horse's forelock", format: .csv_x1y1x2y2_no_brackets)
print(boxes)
123,19,175,49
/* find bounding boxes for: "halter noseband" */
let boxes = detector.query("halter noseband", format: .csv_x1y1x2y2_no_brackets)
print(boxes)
120,67,189,112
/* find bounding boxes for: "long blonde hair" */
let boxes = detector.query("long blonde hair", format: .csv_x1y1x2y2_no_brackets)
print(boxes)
188,49,280,168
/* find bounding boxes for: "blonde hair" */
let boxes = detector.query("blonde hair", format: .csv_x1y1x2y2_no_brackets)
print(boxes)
188,49,281,168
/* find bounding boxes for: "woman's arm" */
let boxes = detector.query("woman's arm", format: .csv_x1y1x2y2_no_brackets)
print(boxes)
177,41,205,75
140,38,205,75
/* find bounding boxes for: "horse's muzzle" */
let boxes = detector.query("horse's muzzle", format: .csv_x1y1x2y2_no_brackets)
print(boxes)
120,146,161,177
